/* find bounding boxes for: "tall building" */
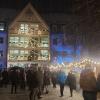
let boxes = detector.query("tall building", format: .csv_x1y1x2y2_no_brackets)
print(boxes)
8,3,50,68
0,22,7,69
43,14,83,64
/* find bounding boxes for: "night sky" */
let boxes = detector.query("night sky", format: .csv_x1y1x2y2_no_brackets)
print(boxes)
0,0,73,13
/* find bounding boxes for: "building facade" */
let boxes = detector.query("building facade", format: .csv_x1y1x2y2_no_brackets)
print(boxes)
42,13,84,64
8,3,50,68
0,22,8,69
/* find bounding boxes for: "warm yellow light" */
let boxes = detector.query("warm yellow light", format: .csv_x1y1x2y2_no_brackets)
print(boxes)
38,30,41,35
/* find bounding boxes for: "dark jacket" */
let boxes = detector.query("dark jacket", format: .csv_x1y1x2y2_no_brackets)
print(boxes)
10,70,19,84
80,69,97,91
67,72,76,89
27,70,39,90
43,71,50,85
96,73,100,91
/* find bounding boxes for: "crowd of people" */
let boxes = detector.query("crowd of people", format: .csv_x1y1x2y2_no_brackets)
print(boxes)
0,64,51,100
0,62,100,100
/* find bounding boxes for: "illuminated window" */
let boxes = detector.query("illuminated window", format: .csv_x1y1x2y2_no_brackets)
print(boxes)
20,50,29,55
9,37,19,47
9,37,14,42
14,50,19,54
0,37,3,43
38,50,49,60
0,23,5,31
9,37,19,43
25,51,28,54
20,51,24,54
40,37,49,47
31,24,39,31
9,50,19,60
14,37,19,43
10,50,19,55
28,24,39,35
19,24,29,34
38,30,42,35
20,37,24,43
9,50,29,61
9,37,29,47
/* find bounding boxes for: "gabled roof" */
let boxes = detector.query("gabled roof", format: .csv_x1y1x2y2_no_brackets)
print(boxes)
9,3,49,30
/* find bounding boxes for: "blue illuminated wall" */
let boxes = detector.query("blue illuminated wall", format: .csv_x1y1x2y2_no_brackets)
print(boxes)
50,33,82,64
0,31,7,69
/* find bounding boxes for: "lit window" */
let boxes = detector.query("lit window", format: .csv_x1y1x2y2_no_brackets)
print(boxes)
31,24,39,30
0,23,5,31
20,37,24,43
40,50,49,60
9,50,19,55
19,24,29,34
25,51,28,54
14,50,19,54
38,30,42,35
9,37,19,47
14,37,19,43
40,37,49,47
20,51,24,54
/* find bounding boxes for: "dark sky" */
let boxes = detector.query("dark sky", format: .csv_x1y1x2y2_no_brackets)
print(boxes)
0,0,73,13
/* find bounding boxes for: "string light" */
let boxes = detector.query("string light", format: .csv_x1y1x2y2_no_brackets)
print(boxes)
48,58,100,72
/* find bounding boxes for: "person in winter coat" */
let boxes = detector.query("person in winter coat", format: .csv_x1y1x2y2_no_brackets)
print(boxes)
2,69,9,88
96,73,100,92
96,73,100,99
57,70,67,97
10,69,19,94
67,71,76,97
37,67,44,98
0,69,2,87
27,67,39,100
26,69,31,89
19,70,25,90
51,71,57,88
43,69,50,94
80,63,97,100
